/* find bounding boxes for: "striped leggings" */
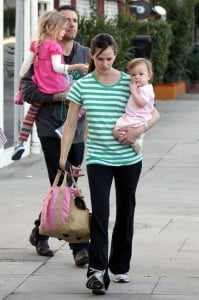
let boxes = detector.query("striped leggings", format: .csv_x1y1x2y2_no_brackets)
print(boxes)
18,103,41,142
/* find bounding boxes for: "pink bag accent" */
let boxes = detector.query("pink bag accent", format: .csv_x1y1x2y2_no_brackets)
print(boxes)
14,90,24,105
41,187,60,231
41,184,82,231
39,170,89,243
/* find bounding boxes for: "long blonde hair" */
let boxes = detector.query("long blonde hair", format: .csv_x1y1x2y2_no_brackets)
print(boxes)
34,10,67,66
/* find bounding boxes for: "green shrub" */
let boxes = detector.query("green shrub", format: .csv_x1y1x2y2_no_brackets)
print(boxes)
77,14,132,71
153,0,198,83
78,13,172,85
131,20,172,85
186,44,199,81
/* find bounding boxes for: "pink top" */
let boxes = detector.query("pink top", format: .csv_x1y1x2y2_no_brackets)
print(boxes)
115,84,154,128
30,40,67,94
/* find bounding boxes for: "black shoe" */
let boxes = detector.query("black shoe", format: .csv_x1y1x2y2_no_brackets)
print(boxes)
29,226,38,246
36,239,54,257
73,249,89,266
29,226,54,257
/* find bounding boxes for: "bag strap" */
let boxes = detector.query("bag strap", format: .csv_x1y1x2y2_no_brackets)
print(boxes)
53,169,79,189
61,170,69,187
69,166,79,189
52,170,63,187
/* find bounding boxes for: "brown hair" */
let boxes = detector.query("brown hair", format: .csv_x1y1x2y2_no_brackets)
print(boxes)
128,58,153,82
57,4,78,17
88,33,117,72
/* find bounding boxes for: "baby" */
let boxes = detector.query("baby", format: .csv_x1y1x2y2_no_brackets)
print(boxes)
115,57,155,154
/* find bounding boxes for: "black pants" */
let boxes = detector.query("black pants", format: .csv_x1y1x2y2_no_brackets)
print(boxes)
40,137,84,185
87,162,142,289
34,137,88,254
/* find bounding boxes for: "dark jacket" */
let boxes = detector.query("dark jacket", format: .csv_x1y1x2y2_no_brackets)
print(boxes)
21,42,89,143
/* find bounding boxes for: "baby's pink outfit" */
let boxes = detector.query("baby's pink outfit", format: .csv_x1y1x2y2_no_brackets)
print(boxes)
116,84,154,129
115,84,154,154
30,40,69,93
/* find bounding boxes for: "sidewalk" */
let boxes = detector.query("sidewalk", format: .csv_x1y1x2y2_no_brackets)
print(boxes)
1,95,199,300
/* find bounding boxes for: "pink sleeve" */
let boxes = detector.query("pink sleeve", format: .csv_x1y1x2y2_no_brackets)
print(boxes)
138,85,154,104
48,41,63,55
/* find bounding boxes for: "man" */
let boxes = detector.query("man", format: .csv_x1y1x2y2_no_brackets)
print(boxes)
21,5,89,266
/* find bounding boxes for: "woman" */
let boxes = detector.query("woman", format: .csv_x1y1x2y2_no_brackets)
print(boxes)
60,33,160,295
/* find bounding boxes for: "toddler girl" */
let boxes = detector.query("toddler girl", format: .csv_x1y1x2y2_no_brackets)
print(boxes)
115,57,155,154
12,10,87,160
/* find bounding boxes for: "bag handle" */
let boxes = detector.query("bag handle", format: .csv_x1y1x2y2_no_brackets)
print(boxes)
69,166,79,189
52,170,63,187
52,169,79,189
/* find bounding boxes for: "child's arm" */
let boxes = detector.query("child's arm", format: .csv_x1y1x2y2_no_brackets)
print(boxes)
130,83,147,108
18,50,34,90
19,51,34,78
51,54,69,74
51,55,88,75
67,64,88,73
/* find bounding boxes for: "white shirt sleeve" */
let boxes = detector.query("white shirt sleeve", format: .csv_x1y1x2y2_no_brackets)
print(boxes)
19,50,34,77
51,54,69,74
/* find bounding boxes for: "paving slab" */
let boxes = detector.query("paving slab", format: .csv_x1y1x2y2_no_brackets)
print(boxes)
1,97,199,299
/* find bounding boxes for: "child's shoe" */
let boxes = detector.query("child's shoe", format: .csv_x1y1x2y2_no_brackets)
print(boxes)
132,138,143,154
14,90,24,105
55,126,63,139
11,142,25,160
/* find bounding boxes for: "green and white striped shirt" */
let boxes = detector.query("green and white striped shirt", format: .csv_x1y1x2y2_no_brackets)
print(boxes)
67,71,143,166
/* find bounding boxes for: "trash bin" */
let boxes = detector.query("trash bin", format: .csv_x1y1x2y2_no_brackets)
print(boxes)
131,35,151,59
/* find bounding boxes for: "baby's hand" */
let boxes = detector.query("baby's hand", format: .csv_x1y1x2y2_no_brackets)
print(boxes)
130,82,138,93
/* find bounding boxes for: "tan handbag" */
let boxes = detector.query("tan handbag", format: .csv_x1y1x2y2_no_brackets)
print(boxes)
39,170,90,243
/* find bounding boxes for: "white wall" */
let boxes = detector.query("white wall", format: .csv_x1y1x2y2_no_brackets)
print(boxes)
76,0,90,18
0,0,3,132
104,0,118,19
76,0,118,20
0,0,54,168
60,0,71,5
0,0,4,133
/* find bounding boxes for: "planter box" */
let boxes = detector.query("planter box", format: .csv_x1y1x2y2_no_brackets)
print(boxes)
154,81,186,100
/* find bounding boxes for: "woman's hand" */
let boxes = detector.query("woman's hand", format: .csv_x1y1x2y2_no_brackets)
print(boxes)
113,106,160,145
113,126,144,145
59,160,84,178
59,158,66,171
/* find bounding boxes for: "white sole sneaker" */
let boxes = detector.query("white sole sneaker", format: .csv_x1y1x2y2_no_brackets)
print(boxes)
11,144,25,161
113,273,130,283
86,271,106,295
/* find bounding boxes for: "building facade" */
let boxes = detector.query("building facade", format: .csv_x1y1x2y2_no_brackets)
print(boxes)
0,0,124,168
